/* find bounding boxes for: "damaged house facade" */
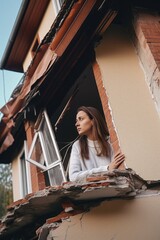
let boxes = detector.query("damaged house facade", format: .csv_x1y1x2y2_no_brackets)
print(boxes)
0,0,160,239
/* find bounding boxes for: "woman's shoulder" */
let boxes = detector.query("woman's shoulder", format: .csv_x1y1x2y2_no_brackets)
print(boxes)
72,139,80,148
71,139,81,154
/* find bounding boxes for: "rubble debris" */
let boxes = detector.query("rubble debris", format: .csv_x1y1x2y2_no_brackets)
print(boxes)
0,169,160,239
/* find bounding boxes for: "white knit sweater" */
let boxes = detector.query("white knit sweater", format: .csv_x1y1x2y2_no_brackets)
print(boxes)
69,138,113,181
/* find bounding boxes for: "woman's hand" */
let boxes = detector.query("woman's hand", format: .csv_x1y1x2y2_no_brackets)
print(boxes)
108,150,125,171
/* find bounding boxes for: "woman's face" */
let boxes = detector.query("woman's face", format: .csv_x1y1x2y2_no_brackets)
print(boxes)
75,110,93,137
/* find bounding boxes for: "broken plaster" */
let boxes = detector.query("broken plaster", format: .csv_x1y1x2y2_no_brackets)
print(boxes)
0,169,160,239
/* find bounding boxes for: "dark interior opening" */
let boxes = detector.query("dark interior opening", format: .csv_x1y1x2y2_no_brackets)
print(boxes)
51,62,106,173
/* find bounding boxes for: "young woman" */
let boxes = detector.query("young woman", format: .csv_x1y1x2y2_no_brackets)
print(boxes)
69,106,125,181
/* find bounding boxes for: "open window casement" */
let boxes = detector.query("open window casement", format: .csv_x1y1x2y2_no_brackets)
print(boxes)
25,109,66,186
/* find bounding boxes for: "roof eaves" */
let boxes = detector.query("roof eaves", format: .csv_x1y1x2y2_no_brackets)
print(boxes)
0,0,119,161
0,0,29,71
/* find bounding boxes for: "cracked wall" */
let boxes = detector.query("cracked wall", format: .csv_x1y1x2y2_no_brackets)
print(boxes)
95,24,160,180
51,196,160,240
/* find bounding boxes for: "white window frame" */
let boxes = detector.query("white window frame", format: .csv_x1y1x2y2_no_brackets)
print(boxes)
19,147,32,198
25,109,66,185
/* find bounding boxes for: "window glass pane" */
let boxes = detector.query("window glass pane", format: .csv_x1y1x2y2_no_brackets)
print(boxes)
27,110,66,185
48,165,64,186
20,153,28,197
30,137,45,165
40,118,60,165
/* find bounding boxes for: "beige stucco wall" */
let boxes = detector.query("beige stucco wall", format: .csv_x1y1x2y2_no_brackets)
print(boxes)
23,1,56,71
52,196,160,240
95,24,160,180
11,156,22,201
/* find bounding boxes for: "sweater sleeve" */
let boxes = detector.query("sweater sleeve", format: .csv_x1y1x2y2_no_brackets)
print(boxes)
69,142,108,182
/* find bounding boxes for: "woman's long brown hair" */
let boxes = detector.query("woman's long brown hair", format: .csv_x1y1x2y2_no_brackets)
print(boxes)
77,106,110,160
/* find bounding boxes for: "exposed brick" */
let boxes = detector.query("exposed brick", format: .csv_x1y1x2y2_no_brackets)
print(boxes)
91,60,126,170
7,198,29,210
37,171,46,190
111,140,120,152
46,209,84,224
132,8,160,113
109,128,118,145
86,176,108,182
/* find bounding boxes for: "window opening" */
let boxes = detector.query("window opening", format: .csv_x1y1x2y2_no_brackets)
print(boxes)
25,109,66,186
51,63,108,179
20,149,32,197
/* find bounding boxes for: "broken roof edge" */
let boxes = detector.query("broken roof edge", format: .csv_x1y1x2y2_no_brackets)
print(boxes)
1,169,160,239
0,0,75,72
0,0,79,157
0,0,118,160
